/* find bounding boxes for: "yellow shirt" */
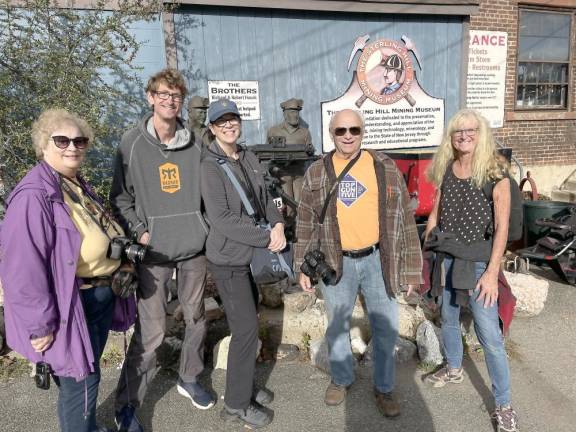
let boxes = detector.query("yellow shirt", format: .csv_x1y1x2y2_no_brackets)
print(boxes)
333,151,380,250
62,180,123,279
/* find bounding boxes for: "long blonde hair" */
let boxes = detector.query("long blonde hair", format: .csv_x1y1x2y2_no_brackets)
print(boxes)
427,109,509,189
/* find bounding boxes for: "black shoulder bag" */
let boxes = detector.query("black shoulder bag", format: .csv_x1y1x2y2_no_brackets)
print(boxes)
216,157,295,281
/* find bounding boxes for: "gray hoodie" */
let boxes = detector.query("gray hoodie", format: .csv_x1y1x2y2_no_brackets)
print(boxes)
110,113,208,264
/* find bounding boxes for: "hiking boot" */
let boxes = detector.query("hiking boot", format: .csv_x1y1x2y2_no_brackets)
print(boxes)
253,387,274,406
324,382,348,406
425,366,464,388
220,403,273,429
115,404,143,432
492,405,519,432
374,390,401,418
176,378,216,410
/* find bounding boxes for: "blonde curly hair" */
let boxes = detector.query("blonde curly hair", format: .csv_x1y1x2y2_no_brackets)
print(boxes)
31,108,94,159
427,109,508,189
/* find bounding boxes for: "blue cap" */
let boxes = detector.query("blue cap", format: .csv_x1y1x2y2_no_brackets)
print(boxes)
207,98,241,123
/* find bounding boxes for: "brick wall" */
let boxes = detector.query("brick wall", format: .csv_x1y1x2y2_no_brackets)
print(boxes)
470,0,576,166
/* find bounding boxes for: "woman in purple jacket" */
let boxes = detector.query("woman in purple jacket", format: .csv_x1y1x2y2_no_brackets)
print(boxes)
0,109,135,432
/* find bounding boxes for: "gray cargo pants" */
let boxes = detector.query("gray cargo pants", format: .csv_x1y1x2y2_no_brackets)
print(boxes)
115,254,207,409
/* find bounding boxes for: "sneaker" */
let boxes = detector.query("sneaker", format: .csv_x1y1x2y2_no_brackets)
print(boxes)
324,382,348,406
253,387,274,406
492,405,519,432
220,403,273,429
374,390,401,418
115,404,143,432
176,378,216,410
425,366,464,388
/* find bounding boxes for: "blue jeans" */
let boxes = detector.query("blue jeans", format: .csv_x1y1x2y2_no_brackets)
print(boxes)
441,258,511,406
321,249,398,393
54,285,115,432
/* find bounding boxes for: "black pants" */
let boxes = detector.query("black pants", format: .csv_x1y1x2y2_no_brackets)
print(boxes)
208,262,259,410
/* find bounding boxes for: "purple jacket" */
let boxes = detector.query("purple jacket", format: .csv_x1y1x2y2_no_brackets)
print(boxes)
0,161,136,379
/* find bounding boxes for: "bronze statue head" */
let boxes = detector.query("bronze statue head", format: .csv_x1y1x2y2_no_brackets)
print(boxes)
187,95,209,129
280,98,303,128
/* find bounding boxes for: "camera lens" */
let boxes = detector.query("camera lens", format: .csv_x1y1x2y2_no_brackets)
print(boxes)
125,244,146,263
300,261,313,278
316,262,337,286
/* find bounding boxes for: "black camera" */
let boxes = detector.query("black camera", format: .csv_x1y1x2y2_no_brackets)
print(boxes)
300,249,337,286
34,362,51,390
108,237,146,263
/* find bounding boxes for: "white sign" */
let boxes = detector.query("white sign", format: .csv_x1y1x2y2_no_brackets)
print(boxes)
466,30,508,128
321,37,444,152
322,99,444,152
208,80,260,120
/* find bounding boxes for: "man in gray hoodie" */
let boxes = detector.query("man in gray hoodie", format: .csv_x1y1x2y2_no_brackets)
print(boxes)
110,69,214,432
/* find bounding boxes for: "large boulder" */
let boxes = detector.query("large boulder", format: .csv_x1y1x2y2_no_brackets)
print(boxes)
350,327,368,356
398,303,427,341
362,337,417,365
504,271,549,317
395,337,418,362
213,336,262,370
309,337,330,374
283,291,316,313
416,320,444,366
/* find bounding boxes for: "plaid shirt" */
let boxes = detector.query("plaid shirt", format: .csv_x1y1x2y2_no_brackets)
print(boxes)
293,149,423,295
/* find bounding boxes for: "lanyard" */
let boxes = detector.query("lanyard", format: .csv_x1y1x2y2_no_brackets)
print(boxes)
60,176,121,240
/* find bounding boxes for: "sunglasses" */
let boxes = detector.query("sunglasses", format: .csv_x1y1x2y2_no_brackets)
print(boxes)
333,126,362,137
51,136,89,150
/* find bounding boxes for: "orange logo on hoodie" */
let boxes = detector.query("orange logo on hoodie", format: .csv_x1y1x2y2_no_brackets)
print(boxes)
159,162,181,193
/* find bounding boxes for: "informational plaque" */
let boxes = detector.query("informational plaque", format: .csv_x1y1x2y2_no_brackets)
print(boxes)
208,80,260,120
466,30,508,128
321,36,444,152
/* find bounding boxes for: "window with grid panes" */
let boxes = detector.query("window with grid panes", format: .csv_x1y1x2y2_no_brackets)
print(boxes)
517,10,572,110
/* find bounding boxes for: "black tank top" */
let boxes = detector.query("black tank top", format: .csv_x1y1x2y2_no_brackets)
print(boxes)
439,167,492,244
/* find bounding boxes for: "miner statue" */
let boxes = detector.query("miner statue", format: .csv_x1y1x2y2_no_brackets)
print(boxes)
267,98,313,150
187,95,211,146
266,98,314,215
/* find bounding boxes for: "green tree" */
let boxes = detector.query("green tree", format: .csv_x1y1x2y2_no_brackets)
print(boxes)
0,0,167,206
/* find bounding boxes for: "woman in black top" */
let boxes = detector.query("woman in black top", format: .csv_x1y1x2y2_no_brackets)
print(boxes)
200,99,285,429
424,109,518,432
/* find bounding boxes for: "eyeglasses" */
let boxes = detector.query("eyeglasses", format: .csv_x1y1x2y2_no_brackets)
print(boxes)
51,136,89,150
452,128,478,138
333,127,362,137
153,91,183,102
213,116,241,127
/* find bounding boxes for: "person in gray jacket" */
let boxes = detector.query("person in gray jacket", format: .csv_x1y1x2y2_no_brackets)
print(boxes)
201,99,286,429
110,69,214,432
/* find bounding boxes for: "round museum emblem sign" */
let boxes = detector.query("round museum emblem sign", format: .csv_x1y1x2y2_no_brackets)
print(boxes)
356,39,414,106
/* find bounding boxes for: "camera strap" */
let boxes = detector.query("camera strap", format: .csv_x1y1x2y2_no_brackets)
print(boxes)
60,176,121,240
318,150,362,226
216,158,294,279
217,159,259,223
